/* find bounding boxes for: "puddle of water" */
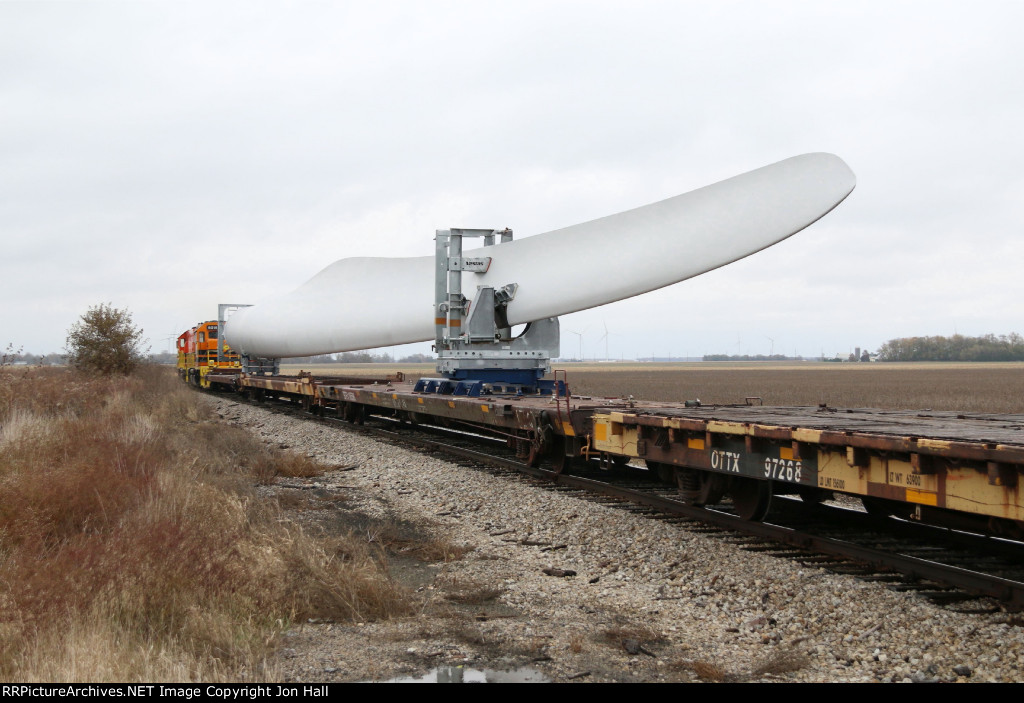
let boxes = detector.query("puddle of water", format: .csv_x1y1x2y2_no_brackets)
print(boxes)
375,665,550,683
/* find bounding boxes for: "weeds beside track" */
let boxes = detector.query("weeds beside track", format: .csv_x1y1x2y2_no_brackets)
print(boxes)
0,365,407,682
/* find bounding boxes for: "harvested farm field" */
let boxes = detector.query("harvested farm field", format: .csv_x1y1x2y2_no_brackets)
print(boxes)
280,361,1024,414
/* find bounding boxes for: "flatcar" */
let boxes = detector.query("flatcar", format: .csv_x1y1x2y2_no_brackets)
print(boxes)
180,341,1024,539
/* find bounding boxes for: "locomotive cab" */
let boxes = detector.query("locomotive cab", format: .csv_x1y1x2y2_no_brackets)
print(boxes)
177,321,241,387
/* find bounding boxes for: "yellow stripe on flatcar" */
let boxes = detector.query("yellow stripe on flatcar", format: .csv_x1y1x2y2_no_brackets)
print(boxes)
792,428,822,443
707,421,747,435
906,489,938,506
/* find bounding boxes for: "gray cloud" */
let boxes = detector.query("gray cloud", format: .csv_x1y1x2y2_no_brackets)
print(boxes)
3,1,1023,360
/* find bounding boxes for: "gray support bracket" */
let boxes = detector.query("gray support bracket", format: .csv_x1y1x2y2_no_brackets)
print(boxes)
217,303,252,364
433,228,559,386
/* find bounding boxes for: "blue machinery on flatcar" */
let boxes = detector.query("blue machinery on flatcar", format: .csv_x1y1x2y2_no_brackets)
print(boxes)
419,227,563,397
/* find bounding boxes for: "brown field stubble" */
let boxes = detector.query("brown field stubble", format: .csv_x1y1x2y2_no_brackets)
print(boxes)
281,361,1024,413
0,366,407,682
562,362,1024,414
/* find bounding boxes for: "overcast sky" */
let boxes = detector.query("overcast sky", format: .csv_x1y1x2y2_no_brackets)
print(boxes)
3,1,1023,360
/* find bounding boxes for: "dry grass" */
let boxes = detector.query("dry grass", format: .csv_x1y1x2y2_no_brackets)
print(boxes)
0,365,407,682
437,576,505,605
272,452,327,479
750,648,810,677
598,622,664,647
684,659,729,682
368,524,472,563
672,647,809,682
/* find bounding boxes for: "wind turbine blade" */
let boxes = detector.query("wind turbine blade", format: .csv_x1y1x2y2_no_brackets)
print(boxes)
227,153,855,358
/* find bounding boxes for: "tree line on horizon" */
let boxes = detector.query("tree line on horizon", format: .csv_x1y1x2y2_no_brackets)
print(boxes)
702,354,801,362
877,333,1024,362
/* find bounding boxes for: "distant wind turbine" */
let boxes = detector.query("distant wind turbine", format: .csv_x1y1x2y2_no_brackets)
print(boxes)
567,327,588,361
597,321,610,360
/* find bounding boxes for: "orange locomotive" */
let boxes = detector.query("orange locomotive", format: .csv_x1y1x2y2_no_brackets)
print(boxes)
176,320,241,386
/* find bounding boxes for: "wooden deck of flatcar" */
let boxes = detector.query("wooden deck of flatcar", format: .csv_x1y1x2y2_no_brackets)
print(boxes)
620,403,1024,447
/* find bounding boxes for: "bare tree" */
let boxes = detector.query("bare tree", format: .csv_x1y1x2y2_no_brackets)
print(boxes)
65,304,148,375
1,343,23,366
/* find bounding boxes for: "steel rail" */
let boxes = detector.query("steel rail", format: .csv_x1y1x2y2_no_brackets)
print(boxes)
359,416,1024,608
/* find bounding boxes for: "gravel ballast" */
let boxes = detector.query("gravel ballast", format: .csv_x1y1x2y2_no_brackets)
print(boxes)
211,396,1024,683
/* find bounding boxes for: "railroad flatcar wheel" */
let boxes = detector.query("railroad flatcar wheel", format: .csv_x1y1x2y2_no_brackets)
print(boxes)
699,471,726,506
526,440,542,468
341,402,362,424
551,438,575,474
676,468,701,504
731,478,772,521
676,469,726,507
646,461,675,484
509,433,528,462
